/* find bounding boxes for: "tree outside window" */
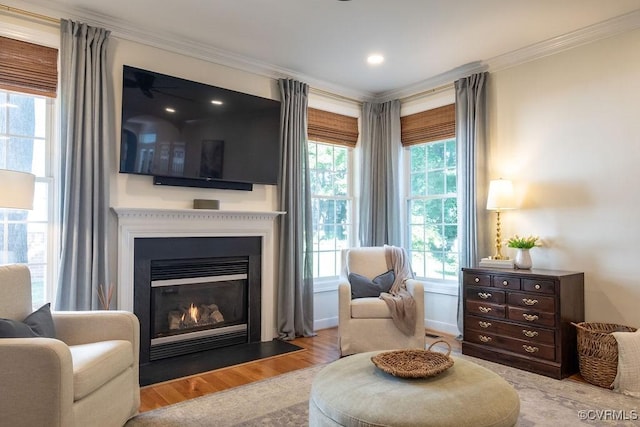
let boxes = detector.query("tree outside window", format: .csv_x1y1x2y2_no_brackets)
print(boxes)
0,90,51,308
406,138,459,281
308,141,352,279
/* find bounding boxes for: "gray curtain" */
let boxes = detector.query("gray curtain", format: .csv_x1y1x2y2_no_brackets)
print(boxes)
277,78,314,339
359,100,402,247
455,72,489,336
56,20,113,310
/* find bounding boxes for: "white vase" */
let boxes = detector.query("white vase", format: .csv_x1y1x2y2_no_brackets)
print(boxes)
514,249,532,269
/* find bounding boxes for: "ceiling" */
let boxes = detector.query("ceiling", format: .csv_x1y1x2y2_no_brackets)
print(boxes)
11,0,640,100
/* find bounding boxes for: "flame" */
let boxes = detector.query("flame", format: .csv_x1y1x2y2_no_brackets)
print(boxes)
189,303,199,323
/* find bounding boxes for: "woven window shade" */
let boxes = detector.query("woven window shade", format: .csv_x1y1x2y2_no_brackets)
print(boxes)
308,108,358,147
0,36,58,98
401,103,455,146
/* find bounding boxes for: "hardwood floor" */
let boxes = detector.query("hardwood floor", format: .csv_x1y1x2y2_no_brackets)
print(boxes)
139,327,460,412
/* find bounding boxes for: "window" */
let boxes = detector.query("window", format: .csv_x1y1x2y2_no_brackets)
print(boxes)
406,138,458,282
308,141,353,279
0,89,55,307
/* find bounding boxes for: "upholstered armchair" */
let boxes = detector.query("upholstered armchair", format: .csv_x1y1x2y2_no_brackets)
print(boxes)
0,264,140,427
338,247,425,356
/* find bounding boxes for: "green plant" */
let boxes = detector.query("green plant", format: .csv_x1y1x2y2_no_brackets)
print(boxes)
507,235,539,249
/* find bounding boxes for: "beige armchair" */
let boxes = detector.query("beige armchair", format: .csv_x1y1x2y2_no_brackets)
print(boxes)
338,247,425,356
0,264,140,427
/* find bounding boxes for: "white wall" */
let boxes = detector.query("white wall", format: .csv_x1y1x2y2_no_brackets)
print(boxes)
488,28,640,328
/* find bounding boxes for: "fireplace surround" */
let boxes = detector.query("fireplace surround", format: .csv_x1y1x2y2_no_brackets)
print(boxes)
113,208,285,383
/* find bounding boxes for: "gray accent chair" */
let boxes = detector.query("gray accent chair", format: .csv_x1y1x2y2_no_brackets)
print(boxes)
0,264,140,427
338,247,425,356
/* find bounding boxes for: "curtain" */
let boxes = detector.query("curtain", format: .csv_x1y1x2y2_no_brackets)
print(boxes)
56,20,113,310
359,100,402,247
455,72,489,336
277,78,314,339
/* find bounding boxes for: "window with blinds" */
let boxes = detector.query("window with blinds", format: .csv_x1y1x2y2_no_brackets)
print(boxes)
0,36,58,308
307,108,357,281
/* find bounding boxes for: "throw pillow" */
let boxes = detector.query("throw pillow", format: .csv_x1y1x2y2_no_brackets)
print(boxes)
349,270,395,299
0,303,56,338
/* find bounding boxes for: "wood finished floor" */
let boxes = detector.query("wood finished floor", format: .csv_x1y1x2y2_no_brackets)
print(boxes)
139,327,460,412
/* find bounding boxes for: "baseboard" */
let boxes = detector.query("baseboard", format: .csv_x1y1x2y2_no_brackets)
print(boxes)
425,319,460,337
314,317,338,330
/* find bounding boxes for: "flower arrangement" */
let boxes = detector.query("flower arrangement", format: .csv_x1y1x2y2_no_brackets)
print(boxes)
506,235,539,249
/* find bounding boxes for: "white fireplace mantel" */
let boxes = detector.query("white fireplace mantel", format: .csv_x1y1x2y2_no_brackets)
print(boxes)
112,207,284,341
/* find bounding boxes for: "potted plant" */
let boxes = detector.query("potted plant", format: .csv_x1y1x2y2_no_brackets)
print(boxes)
507,235,539,269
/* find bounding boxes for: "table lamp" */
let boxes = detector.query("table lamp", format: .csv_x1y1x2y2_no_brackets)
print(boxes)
0,169,36,209
486,178,515,260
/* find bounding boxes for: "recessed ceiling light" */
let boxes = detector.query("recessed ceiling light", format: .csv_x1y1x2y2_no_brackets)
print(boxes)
211,100,223,105
367,54,384,65
165,107,176,113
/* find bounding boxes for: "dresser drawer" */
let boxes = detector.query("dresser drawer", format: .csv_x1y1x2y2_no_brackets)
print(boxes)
522,279,555,294
465,287,506,304
464,273,491,287
466,300,505,319
464,330,555,361
508,306,555,327
466,315,555,345
508,292,555,311
493,275,520,290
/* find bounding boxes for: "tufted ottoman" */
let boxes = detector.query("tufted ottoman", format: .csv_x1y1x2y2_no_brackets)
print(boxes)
309,351,520,427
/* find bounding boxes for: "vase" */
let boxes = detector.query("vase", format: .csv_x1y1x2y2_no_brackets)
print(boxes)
514,249,532,269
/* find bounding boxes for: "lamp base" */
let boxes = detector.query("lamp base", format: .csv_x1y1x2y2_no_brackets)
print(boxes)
479,257,514,269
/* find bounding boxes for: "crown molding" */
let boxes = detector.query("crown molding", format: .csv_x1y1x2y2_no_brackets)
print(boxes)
10,1,640,103
485,8,640,73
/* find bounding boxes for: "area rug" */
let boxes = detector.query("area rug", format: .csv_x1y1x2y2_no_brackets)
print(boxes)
126,355,639,426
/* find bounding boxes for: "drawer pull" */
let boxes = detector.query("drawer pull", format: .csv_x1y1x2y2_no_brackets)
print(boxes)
522,298,538,306
523,345,539,353
522,314,539,322
478,292,492,299
474,277,480,283
502,280,509,286
478,306,492,313
479,335,492,343
522,330,539,338
478,321,492,328
534,284,541,290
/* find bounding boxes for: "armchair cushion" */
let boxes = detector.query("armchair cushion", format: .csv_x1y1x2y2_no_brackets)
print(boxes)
0,303,56,338
70,340,134,400
348,270,395,299
350,298,391,318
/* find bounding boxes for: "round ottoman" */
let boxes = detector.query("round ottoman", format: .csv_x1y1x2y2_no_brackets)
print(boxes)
309,351,520,427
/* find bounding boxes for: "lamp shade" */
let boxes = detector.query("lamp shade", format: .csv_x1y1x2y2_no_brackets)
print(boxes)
486,179,515,211
0,169,36,210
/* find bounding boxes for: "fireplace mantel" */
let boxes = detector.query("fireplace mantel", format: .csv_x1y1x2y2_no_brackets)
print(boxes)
112,207,284,341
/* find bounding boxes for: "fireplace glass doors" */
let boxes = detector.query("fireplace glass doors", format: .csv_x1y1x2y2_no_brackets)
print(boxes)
148,256,250,360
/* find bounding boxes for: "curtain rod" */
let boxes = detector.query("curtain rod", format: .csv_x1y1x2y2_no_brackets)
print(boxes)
0,3,60,25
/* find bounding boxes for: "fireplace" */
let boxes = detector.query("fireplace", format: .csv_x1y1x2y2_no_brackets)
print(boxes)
134,236,262,373
113,208,284,384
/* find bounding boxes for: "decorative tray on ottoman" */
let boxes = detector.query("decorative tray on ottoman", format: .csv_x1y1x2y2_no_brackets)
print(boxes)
371,340,454,378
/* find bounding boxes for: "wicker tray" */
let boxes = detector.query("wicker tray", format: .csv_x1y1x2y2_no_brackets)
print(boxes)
371,340,454,378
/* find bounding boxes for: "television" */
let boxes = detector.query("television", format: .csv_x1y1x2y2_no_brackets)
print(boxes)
119,65,281,191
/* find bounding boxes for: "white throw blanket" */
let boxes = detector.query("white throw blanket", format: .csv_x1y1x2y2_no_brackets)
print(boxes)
612,329,640,398
379,245,416,336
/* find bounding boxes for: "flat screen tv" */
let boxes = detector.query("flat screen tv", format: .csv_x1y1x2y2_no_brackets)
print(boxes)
119,65,281,191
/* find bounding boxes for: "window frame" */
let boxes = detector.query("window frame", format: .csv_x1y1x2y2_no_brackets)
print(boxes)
403,137,459,294
0,26,60,308
308,139,355,288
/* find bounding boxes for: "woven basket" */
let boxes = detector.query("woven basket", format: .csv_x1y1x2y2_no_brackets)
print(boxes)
370,340,454,378
572,322,637,388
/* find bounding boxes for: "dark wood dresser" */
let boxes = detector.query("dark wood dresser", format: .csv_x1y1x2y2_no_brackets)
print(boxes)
462,267,584,379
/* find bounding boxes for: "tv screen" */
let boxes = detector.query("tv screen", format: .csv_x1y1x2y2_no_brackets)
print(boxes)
119,66,281,190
